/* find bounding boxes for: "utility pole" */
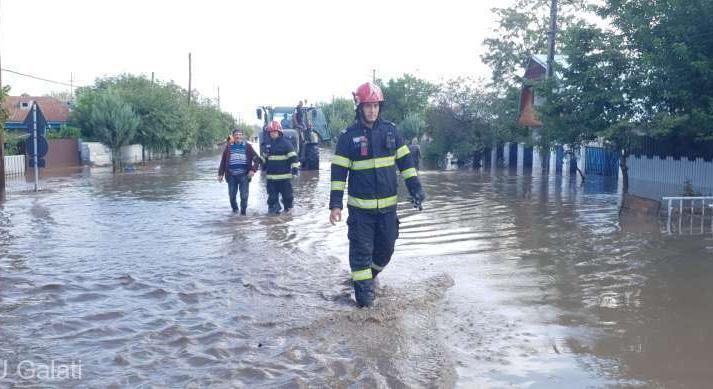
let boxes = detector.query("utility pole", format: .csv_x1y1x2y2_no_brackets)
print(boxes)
546,0,558,79
217,86,220,109
372,69,376,83
0,0,5,201
151,72,154,85
32,104,39,192
70,72,74,102
187,52,192,105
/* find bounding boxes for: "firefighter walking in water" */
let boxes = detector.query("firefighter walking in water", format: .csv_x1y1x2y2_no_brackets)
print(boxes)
329,82,426,308
264,121,299,214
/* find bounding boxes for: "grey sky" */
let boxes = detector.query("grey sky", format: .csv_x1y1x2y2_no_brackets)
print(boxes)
1,0,513,124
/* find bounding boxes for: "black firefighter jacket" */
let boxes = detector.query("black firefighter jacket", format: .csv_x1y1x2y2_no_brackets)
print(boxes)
330,119,422,213
263,136,299,181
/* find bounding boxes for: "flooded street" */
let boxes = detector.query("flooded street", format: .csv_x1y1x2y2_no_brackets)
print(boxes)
1,149,712,388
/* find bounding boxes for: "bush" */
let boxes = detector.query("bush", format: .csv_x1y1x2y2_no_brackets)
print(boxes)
47,126,81,139
3,132,26,156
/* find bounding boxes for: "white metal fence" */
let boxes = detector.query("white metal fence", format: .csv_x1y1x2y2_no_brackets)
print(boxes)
4,155,25,175
663,196,713,235
630,156,713,198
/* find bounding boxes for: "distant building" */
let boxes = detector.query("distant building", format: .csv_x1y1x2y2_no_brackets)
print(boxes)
517,54,568,128
3,94,70,131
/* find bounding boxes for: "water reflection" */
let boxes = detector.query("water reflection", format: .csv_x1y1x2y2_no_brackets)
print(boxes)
0,150,710,387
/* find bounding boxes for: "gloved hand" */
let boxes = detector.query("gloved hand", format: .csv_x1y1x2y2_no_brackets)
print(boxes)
291,167,299,177
410,189,426,210
411,189,426,203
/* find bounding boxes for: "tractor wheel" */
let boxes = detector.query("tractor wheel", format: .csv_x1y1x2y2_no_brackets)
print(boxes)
303,143,319,170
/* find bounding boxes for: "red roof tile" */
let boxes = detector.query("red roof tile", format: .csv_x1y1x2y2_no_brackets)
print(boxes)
3,95,70,123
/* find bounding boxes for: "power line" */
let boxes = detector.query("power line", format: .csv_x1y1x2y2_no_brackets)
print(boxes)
1,67,86,88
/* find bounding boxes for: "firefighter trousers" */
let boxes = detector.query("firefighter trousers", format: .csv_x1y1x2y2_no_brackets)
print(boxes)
347,209,400,307
266,179,293,214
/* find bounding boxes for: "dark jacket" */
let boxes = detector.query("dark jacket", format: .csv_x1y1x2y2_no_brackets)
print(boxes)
330,119,422,213
264,135,298,181
218,141,259,178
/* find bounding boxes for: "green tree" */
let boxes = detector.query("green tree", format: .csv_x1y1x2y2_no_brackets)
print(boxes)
424,79,499,165
537,23,635,188
0,85,10,124
538,0,713,190
378,74,438,124
99,75,189,155
88,90,140,172
73,74,232,158
46,126,81,140
399,112,426,143
598,0,713,141
482,0,590,93
70,88,99,139
319,97,355,139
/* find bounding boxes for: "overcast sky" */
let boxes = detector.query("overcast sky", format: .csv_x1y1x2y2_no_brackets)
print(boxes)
1,0,514,124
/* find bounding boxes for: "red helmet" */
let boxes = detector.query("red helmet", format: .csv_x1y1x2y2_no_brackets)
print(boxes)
353,82,384,105
269,120,283,133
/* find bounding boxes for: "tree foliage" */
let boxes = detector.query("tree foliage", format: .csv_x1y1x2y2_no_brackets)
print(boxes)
398,112,426,143
522,0,713,190
538,23,635,148
86,89,140,171
482,0,590,93
319,75,439,144
424,79,500,163
71,74,235,158
598,0,713,140
319,97,355,139
0,85,9,125
317,0,713,173
377,74,439,124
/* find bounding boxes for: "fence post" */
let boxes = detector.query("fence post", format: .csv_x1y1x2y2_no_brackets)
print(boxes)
667,199,672,234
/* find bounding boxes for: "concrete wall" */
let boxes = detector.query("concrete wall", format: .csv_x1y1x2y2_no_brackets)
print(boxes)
80,142,144,166
28,138,80,168
46,139,80,167
120,144,143,164
80,142,112,166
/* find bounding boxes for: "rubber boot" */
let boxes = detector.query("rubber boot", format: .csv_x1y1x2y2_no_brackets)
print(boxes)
240,207,247,216
371,269,381,290
353,279,375,308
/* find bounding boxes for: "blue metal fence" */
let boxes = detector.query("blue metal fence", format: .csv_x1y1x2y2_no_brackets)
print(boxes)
585,146,619,176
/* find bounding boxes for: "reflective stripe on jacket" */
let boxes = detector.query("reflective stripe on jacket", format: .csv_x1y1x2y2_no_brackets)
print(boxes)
265,136,298,181
329,119,422,212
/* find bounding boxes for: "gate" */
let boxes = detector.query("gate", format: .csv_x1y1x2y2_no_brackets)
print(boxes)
585,146,619,176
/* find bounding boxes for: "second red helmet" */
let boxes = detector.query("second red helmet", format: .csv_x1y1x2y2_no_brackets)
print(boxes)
269,120,283,133
353,82,384,105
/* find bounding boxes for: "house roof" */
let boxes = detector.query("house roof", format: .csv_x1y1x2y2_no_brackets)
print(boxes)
518,55,569,127
531,54,569,70
3,95,70,123
524,54,569,81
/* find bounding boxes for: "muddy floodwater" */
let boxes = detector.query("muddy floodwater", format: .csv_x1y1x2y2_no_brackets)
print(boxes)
1,149,712,388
